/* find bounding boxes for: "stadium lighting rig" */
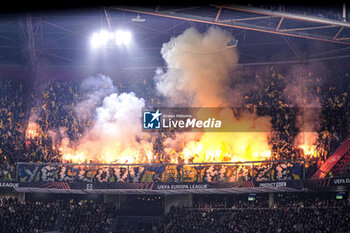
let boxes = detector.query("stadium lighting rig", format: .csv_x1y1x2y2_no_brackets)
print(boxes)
90,30,132,48
227,39,238,48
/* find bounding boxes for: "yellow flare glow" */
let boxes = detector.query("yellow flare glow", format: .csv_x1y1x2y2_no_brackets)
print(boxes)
299,144,317,158
26,122,39,139
295,132,318,158
179,132,272,163
57,131,322,164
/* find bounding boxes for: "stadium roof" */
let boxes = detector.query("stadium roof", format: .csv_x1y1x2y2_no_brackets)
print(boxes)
0,3,349,69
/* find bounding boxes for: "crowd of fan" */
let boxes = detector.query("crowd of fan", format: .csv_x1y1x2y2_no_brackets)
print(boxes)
243,66,349,163
60,201,116,233
193,195,270,209
0,197,59,233
274,197,349,208
163,203,350,233
0,193,349,233
0,197,117,233
0,79,27,181
0,65,349,180
0,79,88,179
164,194,350,233
24,80,84,164
192,193,350,210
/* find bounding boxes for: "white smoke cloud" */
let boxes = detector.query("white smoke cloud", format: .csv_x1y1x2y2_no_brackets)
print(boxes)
154,27,239,107
62,75,153,163
74,74,117,122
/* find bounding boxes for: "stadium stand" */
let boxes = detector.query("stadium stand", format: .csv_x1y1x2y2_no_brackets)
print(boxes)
0,3,349,233
0,66,348,181
1,192,350,233
0,197,59,233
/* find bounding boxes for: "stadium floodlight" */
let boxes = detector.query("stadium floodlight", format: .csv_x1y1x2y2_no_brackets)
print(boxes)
91,30,132,48
115,30,132,45
90,30,113,48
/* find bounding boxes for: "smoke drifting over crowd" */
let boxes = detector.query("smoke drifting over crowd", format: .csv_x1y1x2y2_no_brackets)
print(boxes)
74,75,117,122
25,27,326,164
59,75,153,163
154,27,272,163
155,27,238,107
283,65,323,156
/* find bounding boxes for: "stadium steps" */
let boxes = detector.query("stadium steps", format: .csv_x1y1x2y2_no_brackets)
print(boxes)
339,150,350,176
312,135,350,179
332,150,350,176
52,206,63,232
